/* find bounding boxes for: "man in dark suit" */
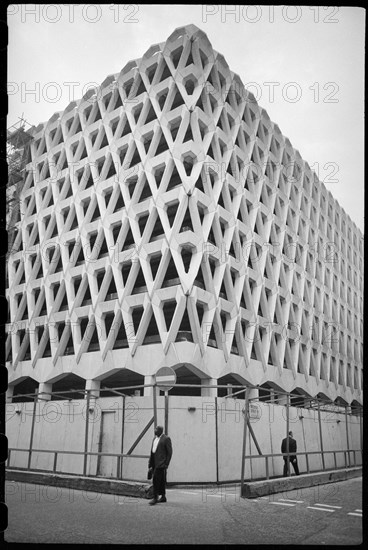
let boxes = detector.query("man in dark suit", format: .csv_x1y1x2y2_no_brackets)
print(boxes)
148,425,173,505
281,430,300,477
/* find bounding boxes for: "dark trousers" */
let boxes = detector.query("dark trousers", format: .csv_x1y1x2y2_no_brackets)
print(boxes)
152,467,166,498
283,457,300,477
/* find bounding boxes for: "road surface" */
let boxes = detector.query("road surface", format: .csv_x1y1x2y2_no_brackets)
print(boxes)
4,476,362,545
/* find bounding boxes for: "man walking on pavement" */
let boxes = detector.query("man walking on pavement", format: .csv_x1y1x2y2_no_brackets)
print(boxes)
281,430,300,477
148,425,173,505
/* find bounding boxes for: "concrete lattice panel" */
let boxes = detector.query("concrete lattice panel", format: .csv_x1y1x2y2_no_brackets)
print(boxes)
6,24,363,403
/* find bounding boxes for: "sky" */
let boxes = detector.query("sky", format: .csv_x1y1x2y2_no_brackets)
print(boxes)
7,4,365,232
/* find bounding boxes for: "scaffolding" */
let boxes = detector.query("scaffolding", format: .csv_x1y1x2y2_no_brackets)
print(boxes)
6,117,34,254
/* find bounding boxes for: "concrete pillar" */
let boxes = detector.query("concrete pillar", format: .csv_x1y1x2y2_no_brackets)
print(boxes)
6,386,14,403
201,378,217,397
38,382,52,401
144,375,155,396
85,379,100,400
248,388,259,399
278,394,288,405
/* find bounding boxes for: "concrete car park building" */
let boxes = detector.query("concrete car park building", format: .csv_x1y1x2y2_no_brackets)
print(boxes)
5,25,363,483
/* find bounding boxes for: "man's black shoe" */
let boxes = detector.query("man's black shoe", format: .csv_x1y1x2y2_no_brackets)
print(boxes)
148,498,158,505
158,496,167,503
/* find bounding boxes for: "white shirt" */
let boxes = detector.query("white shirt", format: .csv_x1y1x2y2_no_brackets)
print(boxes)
152,434,162,453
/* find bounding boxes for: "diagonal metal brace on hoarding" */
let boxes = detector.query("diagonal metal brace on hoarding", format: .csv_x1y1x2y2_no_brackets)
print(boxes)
247,418,262,455
126,416,154,455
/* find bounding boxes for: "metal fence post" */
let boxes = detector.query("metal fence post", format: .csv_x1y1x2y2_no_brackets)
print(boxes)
215,396,219,484
53,452,58,473
120,395,125,479
164,391,169,435
345,406,350,467
286,394,290,477
317,399,325,470
265,456,269,480
116,455,120,479
240,388,250,494
27,390,38,470
152,383,157,429
83,390,90,476
305,452,310,474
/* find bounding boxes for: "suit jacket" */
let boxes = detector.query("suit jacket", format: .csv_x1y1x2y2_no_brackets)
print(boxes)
148,434,173,470
281,436,297,460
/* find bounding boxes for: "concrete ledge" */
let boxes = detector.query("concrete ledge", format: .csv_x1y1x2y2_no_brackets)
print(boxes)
6,467,362,500
242,467,362,499
6,470,149,499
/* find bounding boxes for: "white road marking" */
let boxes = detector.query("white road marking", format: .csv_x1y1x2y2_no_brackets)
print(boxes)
270,502,296,507
348,512,362,517
355,509,362,512
314,503,342,509
168,489,239,498
307,506,335,513
278,499,304,504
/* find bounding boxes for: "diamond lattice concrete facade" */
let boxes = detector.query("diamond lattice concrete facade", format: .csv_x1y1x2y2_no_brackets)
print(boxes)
6,24,363,406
